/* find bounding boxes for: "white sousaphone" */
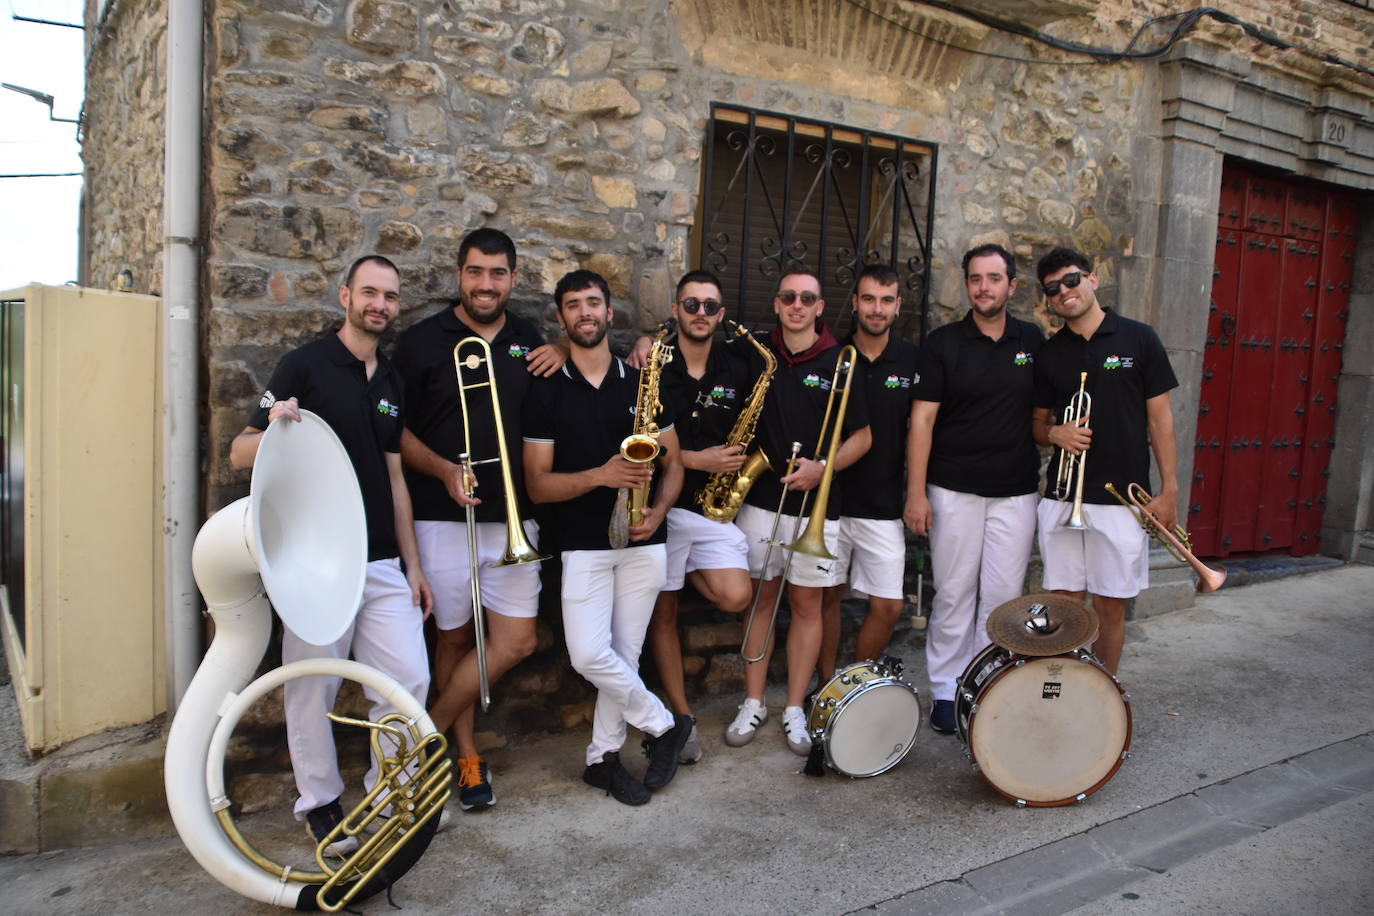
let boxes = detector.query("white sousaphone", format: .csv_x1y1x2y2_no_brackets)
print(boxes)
164,410,450,912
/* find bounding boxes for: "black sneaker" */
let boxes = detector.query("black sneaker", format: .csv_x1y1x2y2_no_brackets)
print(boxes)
305,798,360,858
641,713,693,792
457,755,495,811
930,699,957,735
583,751,650,806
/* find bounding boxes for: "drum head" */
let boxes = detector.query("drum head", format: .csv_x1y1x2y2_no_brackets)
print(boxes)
826,680,922,777
968,655,1130,805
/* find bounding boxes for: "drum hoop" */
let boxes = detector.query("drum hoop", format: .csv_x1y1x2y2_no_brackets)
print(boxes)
964,652,1133,807
821,676,922,778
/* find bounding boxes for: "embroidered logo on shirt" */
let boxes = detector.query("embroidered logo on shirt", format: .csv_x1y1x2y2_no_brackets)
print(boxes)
709,384,731,399
1103,355,1122,370
377,398,400,418
507,343,530,358
259,390,276,410
803,373,821,388
1014,351,1032,366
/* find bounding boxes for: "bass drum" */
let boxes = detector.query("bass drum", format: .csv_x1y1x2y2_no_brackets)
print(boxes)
808,660,922,777
955,644,1132,806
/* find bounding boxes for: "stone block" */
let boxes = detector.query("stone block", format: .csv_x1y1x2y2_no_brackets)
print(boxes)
1089,794,1261,871
591,175,637,209
1194,761,1354,827
522,212,617,241
1289,735,1374,789
346,0,417,53
40,748,169,850
0,775,37,853
323,59,444,97
963,833,1136,916
869,879,987,916
377,220,422,253
216,202,362,260
510,22,565,67
682,622,744,652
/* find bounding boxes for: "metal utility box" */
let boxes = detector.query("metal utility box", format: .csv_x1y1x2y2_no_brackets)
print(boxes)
0,284,164,752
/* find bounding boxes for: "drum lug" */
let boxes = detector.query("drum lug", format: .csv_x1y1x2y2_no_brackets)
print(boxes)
1121,691,1131,701
1015,798,1027,808
1075,793,1087,803
1014,658,1026,667
840,675,852,684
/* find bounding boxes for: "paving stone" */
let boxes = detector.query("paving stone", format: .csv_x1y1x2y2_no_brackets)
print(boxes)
1288,735,1374,790
1194,762,1356,826
864,880,988,916
962,833,1133,914
1088,795,1262,871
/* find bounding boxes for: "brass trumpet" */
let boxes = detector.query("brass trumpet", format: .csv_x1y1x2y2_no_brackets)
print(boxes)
454,337,549,711
740,345,856,662
1055,371,1091,530
1104,482,1226,593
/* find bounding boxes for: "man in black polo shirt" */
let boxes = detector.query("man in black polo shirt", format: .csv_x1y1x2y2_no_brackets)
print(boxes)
908,244,1043,734
817,264,919,682
523,269,694,806
229,254,436,855
728,267,871,756
1032,246,1179,675
645,269,759,765
392,228,564,812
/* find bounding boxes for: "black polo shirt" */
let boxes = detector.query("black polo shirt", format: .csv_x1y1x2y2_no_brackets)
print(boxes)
248,334,403,562
659,335,765,513
744,335,870,520
522,357,674,551
391,306,546,524
914,312,1044,498
839,334,919,519
1033,309,1177,503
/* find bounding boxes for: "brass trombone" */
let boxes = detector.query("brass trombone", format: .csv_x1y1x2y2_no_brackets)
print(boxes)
740,345,856,662
1054,371,1091,530
1105,482,1227,593
454,337,549,711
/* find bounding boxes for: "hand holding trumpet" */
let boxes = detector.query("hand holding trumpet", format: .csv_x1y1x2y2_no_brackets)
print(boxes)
1048,413,1092,456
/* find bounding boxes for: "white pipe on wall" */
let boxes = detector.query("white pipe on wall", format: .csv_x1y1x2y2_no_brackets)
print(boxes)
162,0,204,711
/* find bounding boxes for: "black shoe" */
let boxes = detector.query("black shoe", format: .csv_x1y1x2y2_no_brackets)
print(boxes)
641,713,693,792
583,751,650,806
457,755,495,811
930,699,957,735
305,798,360,857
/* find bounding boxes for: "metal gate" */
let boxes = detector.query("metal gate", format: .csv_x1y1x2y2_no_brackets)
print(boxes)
1190,164,1357,557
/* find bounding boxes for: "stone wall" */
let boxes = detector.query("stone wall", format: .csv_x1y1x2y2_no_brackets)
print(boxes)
81,0,168,293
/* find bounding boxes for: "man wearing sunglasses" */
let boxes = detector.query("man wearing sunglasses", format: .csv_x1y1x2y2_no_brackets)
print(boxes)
907,243,1043,734
729,268,871,755
1031,247,1179,674
646,269,763,764
816,264,920,685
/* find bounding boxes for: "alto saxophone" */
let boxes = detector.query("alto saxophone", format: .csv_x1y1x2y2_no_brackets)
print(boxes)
695,319,777,522
617,319,675,530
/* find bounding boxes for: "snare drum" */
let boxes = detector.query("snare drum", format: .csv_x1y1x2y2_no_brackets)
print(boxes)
808,660,922,777
955,644,1132,806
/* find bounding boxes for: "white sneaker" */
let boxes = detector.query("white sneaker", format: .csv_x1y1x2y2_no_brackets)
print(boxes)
782,706,812,756
678,718,703,764
724,698,768,747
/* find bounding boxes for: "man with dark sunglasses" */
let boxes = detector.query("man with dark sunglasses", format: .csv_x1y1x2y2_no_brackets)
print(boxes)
1031,247,1179,674
728,267,871,755
907,244,1043,734
645,269,764,764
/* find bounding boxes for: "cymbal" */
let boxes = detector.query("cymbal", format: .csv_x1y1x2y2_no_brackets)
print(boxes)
985,593,1099,656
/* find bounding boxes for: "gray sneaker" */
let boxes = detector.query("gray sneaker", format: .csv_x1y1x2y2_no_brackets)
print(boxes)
678,717,703,764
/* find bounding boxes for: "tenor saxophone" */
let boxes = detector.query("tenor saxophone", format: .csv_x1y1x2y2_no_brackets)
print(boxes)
695,319,778,522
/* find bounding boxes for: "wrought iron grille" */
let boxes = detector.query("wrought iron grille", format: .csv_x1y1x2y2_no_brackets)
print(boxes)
697,104,938,343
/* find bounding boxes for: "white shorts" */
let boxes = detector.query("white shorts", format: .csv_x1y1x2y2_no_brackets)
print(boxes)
1037,500,1149,599
663,507,749,590
416,519,542,630
834,516,906,599
736,503,843,588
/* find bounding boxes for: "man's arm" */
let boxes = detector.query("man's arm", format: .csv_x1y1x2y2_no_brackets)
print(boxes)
903,400,939,535
399,428,477,507
1144,391,1179,532
228,397,301,469
781,425,871,491
522,440,653,504
387,451,432,615
525,342,568,377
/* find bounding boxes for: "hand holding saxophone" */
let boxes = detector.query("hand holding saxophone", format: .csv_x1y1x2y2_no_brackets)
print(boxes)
599,452,655,489
626,499,666,542
690,443,748,474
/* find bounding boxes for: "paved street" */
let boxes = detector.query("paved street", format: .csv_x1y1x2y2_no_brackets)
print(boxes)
2,565,1372,915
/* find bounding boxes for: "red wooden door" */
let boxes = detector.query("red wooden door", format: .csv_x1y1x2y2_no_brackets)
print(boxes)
1188,164,1356,557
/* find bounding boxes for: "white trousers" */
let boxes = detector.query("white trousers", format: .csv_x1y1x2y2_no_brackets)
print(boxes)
282,557,429,817
561,545,674,766
925,485,1038,701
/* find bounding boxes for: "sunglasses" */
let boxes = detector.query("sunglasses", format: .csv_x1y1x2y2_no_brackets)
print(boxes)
776,290,820,306
1041,271,1087,298
678,297,723,316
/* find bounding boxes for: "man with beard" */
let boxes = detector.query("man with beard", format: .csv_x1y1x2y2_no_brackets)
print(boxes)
393,228,564,811
229,255,438,854
523,270,694,806
907,243,1043,734
646,269,759,764
1032,247,1178,675
727,267,871,756
817,264,919,681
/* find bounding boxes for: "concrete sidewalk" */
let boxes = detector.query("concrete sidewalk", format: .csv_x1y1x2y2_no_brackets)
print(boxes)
2,565,1372,915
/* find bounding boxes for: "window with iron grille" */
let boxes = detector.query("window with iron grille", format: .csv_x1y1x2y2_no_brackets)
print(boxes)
696,103,938,343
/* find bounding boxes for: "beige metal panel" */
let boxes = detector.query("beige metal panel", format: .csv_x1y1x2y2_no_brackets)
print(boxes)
0,284,164,751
